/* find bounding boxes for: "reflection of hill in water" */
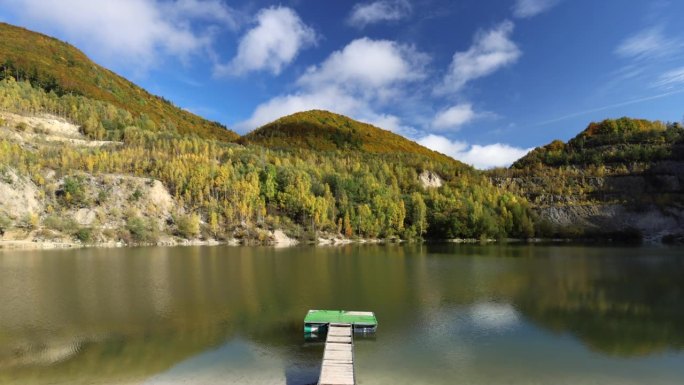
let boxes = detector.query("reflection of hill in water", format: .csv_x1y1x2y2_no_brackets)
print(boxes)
429,244,684,356
0,245,682,383
0,325,231,384
508,250,684,356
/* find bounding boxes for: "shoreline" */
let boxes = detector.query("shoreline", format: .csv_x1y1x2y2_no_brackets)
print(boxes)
0,236,400,251
1,235,667,252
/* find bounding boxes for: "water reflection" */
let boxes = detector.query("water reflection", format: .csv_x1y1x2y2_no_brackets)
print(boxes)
0,244,683,384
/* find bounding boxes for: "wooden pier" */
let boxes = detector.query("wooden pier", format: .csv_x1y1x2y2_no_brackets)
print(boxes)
318,323,355,385
304,310,376,385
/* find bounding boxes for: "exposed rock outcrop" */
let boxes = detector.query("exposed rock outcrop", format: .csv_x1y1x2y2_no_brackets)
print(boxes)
0,168,42,221
419,170,443,188
270,230,298,247
495,161,684,242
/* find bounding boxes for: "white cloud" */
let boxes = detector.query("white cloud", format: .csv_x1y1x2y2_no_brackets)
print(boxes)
5,0,237,68
418,134,468,155
512,0,561,18
432,103,476,130
615,27,681,60
298,37,427,98
418,134,531,169
438,21,521,94
347,0,412,28
219,6,316,76
236,37,426,132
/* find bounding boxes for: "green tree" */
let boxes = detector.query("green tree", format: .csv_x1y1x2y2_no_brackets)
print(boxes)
409,192,427,236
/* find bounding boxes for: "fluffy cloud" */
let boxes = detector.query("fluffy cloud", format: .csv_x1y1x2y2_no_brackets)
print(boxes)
512,0,561,18
219,6,316,76
439,21,521,94
418,134,531,169
432,104,476,130
615,27,681,60
347,0,412,28
5,0,237,67
236,37,426,132
298,38,426,98
418,134,468,156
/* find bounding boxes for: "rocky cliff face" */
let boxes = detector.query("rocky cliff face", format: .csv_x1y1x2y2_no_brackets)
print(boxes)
493,160,684,242
536,204,683,242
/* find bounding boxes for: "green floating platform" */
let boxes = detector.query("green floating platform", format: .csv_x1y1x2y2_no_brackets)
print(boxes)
304,309,377,333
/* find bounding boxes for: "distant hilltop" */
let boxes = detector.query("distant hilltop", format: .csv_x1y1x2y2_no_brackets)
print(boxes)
240,109,462,166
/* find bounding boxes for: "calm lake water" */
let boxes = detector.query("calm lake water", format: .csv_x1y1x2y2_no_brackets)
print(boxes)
1,244,683,384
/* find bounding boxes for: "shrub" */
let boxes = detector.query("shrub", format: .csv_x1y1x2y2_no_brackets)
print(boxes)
0,213,11,234
176,213,200,239
125,217,159,243
76,227,94,243
17,212,40,230
102,228,117,240
43,214,79,234
15,122,28,132
96,189,110,205
60,176,88,206
34,124,49,135
130,188,143,202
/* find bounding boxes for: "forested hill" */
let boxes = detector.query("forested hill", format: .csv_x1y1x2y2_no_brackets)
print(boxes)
239,110,462,166
512,117,684,169
491,117,684,242
0,22,238,141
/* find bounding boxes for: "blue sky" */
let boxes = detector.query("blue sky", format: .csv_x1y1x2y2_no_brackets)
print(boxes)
1,0,684,168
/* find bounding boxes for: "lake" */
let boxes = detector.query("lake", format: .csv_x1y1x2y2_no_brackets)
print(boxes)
1,244,683,384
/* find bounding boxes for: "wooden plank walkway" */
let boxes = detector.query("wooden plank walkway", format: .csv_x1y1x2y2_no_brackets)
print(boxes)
318,323,355,385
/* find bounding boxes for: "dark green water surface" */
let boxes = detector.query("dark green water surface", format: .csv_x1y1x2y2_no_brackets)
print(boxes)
1,244,683,384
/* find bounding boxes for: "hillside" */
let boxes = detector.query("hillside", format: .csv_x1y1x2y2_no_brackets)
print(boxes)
0,22,238,141
0,22,545,248
491,117,684,242
0,60,536,249
0,101,535,247
512,117,684,169
240,110,462,165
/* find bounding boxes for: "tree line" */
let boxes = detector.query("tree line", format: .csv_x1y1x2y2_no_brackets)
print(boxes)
0,77,535,242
